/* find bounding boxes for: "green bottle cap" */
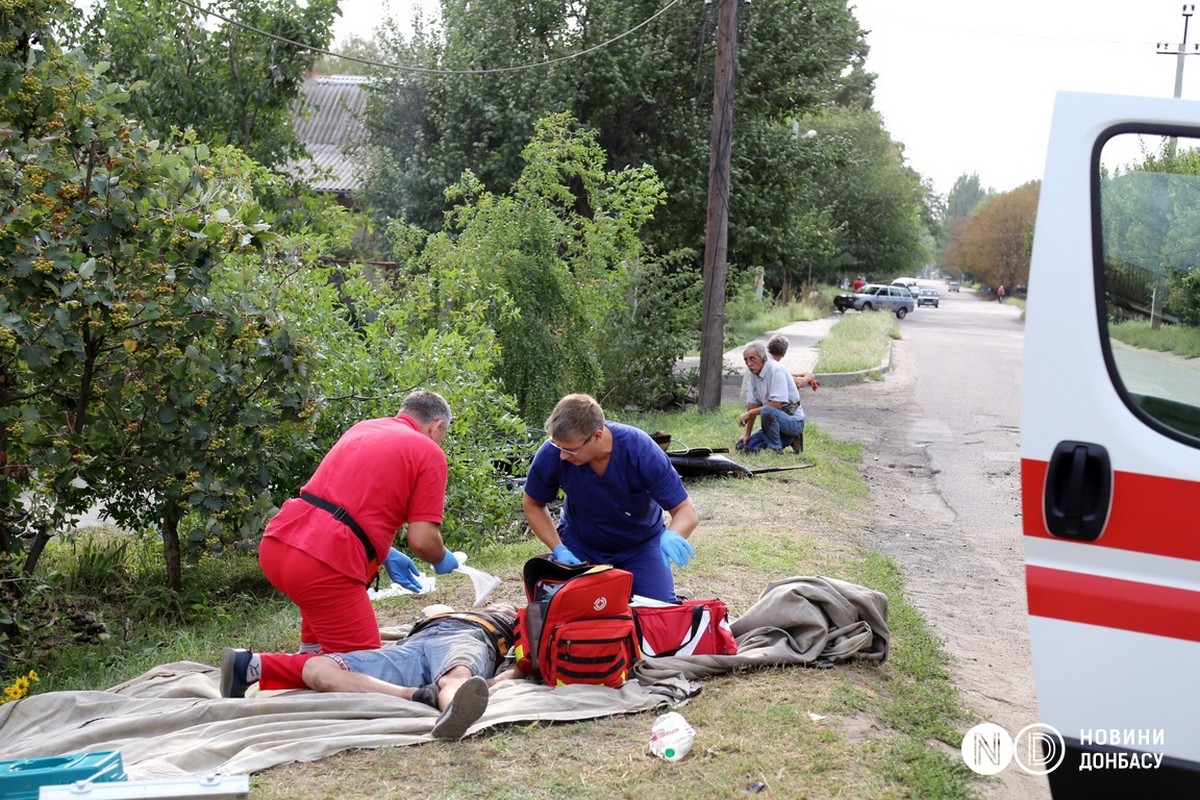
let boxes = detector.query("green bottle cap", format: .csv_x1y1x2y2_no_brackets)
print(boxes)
665,748,675,758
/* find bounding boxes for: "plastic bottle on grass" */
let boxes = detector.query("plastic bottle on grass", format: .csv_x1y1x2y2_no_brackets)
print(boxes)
648,711,696,762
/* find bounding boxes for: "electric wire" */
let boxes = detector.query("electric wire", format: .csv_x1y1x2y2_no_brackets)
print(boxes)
172,0,685,76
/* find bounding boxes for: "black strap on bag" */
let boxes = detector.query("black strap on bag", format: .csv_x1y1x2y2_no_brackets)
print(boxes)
299,492,378,564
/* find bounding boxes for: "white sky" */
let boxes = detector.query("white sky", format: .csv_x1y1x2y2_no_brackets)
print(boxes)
331,0,1200,197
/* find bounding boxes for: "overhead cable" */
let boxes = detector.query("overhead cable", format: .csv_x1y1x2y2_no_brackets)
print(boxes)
172,0,685,76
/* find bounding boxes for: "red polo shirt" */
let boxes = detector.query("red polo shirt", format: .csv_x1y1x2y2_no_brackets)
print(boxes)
263,414,447,582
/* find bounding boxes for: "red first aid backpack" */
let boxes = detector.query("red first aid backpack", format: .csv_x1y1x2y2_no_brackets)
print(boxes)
513,556,640,688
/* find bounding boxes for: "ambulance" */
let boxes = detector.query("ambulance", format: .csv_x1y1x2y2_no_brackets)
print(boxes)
1021,91,1200,793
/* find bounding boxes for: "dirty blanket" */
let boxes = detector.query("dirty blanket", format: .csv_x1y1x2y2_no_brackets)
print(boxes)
0,576,887,778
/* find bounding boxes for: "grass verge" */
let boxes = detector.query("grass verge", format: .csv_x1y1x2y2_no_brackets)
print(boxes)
17,404,978,799
814,312,900,374
1110,317,1200,358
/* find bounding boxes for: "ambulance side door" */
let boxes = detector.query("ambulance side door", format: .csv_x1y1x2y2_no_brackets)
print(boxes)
1021,91,1200,794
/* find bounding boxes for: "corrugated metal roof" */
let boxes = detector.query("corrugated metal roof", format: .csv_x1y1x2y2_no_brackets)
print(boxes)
285,74,370,194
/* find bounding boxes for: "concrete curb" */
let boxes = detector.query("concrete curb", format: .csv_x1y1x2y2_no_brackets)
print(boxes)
813,340,893,387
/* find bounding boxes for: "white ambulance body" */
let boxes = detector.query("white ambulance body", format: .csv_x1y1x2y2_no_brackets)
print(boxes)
1022,91,1200,793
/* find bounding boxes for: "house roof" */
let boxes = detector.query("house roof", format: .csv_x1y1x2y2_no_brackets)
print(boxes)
286,74,370,194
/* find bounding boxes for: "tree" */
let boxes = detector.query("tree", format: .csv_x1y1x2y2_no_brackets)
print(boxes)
943,181,1039,290
0,2,323,599
359,0,864,278
939,172,992,279
382,112,689,422
796,106,931,284
78,0,338,169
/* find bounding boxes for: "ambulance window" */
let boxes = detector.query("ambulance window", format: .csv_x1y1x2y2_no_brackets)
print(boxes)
1098,131,1200,442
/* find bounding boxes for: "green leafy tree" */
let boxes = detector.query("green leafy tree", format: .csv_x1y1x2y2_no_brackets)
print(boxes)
383,113,686,421
78,0,338,169
797,106,930,284
0,2,319,596
360,0,864,278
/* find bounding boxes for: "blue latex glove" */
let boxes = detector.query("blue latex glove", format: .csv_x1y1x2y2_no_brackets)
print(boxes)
432,549,459,575
660,529,695,569
384,548,422,592
551,544,582,565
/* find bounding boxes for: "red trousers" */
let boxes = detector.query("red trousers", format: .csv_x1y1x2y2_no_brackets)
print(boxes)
259,537,382,653
259,652,320,691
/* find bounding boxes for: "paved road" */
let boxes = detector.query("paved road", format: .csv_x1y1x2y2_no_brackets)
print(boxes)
807,286,1050,800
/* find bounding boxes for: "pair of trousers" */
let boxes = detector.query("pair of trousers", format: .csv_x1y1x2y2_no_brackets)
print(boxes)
738,406,805,452
258,537,381,654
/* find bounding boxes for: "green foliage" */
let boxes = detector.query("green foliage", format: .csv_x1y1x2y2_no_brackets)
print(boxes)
797,107,931,283
1168,265,1200,323
385,113,692,421
78,0,338,169
361,0,865,276
0,5,320,596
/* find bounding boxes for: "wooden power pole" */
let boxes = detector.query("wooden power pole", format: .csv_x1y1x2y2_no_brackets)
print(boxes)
697,0,739,412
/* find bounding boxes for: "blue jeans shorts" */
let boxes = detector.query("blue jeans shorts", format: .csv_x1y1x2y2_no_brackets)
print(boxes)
331,620,494,685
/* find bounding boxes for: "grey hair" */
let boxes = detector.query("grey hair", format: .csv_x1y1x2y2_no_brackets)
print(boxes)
742,340,769,360
400,390,452,425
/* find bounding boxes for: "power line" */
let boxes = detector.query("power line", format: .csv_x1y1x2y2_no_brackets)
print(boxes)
1155,4,1200,98
172,0,684,76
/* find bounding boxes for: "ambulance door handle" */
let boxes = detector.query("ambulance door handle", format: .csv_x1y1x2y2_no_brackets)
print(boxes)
1043,440,1111,541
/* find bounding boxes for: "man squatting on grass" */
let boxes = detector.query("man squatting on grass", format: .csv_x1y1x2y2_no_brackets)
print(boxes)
736,340,806,453
220,604,523,740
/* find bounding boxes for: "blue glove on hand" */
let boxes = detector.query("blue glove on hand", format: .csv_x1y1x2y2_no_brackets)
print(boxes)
551,544,582,565
432,550,460,575
384,548,422,592
660,529,695,569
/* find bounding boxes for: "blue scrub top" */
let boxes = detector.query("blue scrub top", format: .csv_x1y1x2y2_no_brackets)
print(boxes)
524,422,689,560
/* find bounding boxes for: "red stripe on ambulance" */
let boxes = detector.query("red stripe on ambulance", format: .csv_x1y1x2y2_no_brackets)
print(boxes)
1026,565,1200,643
1022,458,1200,562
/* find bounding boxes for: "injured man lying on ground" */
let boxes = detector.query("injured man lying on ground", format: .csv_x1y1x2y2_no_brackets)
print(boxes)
220,603,524,739
0,575,889,781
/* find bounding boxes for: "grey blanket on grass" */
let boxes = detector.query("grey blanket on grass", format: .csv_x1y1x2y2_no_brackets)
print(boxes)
0,576,887,778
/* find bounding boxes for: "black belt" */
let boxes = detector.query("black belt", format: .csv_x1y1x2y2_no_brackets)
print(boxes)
299,492,378,564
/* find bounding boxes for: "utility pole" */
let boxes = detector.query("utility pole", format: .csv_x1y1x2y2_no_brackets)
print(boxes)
1156,4,1200,98
697,0,739,412
1151,5,1198,329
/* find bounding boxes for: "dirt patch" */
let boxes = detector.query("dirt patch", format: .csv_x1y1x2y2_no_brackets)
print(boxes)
797,347,1051,800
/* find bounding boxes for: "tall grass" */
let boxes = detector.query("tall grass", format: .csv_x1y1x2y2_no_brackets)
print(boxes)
725,287,839,349
1111,318,1200,358
814,312,900,373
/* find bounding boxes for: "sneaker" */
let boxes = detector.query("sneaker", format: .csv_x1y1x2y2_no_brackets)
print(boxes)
411,682,439,708
220,647,252,698
431,676,489,740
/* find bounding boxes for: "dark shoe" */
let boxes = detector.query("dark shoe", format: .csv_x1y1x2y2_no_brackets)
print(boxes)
411,682,439,708
220,647,252,698
431,676,489,739
790,434,804,454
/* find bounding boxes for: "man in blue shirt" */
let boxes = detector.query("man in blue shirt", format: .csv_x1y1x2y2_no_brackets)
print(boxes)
522,394,700,602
